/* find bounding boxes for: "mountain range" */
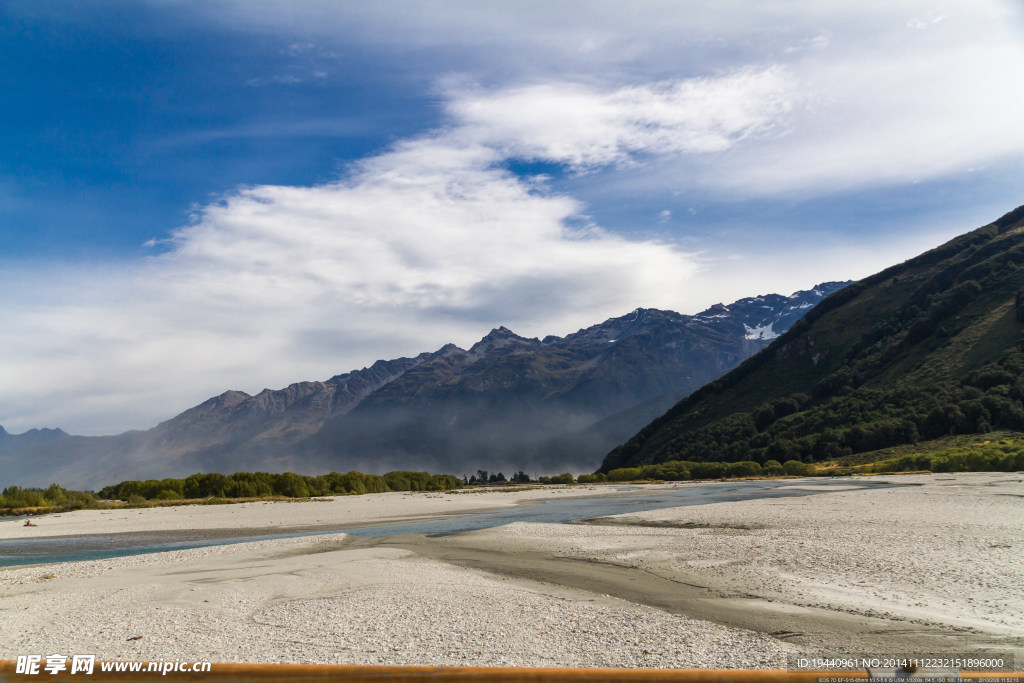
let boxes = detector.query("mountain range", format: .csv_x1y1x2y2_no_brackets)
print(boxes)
1,282,848,488
602,204,1024,472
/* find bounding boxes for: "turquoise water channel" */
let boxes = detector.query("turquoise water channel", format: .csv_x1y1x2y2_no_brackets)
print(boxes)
0,478,906,567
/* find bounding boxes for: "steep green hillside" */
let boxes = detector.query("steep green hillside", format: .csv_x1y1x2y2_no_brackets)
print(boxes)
602,205,1024,471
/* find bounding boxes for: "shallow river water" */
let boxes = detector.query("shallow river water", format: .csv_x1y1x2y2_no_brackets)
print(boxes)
0,478,907,567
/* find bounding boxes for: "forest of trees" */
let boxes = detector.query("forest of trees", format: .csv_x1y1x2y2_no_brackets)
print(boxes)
2,468,592,512
462,470,574,485
584,458,812,483
641,348,1024,467
0,484,96,511
97,469,463,502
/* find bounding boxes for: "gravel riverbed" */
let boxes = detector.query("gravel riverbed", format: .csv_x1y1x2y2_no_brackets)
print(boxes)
0,534,792,667
2,472,1020,668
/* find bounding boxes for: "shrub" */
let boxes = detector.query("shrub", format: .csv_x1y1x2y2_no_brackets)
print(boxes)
274,472,310,498
689,462,724,480
0,486,46,508
724,461,763,478
606,467,643,482
652,464,690,481
43,484,67,506
783,460,813,476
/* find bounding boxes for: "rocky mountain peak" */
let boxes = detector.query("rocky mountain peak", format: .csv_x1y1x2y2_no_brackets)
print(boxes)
560,307,687,346
211,390,252,408
485,325,517,338
469,326,538,355
436,343,464,355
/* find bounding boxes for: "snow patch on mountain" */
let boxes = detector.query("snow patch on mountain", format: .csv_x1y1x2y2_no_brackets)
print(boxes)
744,323,779,340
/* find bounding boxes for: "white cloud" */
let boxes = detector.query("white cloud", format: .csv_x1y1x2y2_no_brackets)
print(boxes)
160,138,698,315
246,74,303,86
447,68,797,171
699,27,1024,194
907,13,947,30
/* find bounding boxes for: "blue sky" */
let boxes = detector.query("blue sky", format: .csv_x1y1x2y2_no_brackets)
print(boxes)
3,0,1024,435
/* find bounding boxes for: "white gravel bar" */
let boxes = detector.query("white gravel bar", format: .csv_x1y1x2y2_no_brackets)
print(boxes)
480,473,1024,636
0,534,792,668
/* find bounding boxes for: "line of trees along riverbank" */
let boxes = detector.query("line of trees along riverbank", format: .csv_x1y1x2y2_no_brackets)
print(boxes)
5,434,1021,514
97,470,463,502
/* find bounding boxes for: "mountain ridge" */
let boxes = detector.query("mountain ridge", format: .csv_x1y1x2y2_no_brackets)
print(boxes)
1,282,849,488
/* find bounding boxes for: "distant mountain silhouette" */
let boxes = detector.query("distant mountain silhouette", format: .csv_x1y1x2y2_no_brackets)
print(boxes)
0,283,848,488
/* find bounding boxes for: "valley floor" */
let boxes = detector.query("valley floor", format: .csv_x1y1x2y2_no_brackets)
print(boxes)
0,473,1021,669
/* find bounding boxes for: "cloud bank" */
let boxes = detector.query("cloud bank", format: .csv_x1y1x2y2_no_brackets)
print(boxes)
447,67,797,170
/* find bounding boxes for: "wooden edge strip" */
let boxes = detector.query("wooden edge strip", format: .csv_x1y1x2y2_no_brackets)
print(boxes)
0,662,1019,682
